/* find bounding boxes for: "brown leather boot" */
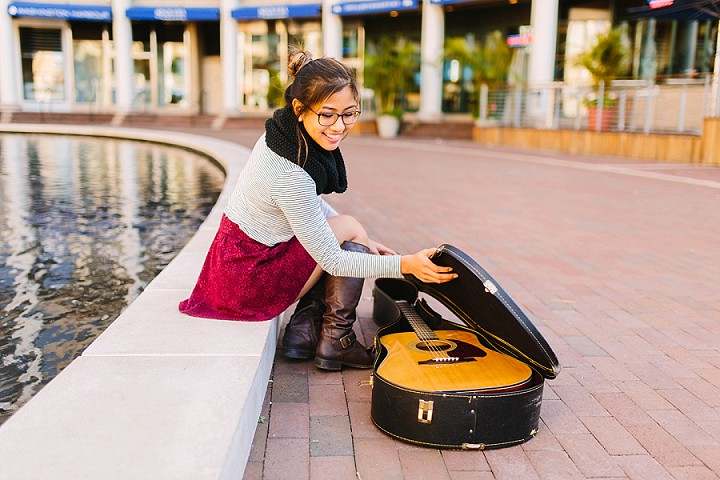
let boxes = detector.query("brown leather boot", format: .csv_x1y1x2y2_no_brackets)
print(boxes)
281,275,326,360
314,241,374,371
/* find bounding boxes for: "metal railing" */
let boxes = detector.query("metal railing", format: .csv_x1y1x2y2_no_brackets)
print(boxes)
477,75,718,135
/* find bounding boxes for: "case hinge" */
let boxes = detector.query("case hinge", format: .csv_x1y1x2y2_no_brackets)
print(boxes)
417,400,434,424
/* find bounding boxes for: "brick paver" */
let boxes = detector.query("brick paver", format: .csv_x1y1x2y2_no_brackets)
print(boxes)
187,128,720,480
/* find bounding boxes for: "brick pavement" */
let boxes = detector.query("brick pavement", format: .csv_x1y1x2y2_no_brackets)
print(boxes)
180,128,720,480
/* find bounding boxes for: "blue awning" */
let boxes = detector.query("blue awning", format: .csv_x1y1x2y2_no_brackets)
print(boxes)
331,0,418,16
7,2,112,21
232,3,321,20
126,6,220,21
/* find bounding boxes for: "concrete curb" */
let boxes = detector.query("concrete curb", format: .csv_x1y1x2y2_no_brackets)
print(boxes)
0,125,274,479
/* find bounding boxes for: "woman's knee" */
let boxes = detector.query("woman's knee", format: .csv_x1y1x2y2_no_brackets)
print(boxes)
328,214,368,244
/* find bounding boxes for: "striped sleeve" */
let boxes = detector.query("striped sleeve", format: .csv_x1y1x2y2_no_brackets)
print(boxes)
271,169,402,278
319,197,338,218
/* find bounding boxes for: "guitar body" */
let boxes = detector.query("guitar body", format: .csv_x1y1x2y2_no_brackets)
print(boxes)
370,249,560,450
377,329,532,393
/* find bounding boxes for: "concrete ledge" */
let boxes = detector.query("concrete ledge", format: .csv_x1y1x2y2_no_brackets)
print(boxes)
0,124,275,479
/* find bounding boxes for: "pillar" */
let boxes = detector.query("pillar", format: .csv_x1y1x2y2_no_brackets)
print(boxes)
0,0,19,110
112,0,134,114
528,0,558,86
322,0,343,60
527,0,559,126
220,0,240,115
418,0,444,122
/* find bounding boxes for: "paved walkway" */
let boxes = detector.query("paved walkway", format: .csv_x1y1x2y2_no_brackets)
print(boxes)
177,128,720,479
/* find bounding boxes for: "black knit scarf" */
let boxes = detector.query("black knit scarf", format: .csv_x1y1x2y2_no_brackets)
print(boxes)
265,106,348,195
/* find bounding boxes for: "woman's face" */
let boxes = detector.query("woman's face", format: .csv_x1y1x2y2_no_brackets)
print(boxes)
294,86,359,151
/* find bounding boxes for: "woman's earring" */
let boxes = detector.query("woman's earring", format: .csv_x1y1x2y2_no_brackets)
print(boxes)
298,117,303,123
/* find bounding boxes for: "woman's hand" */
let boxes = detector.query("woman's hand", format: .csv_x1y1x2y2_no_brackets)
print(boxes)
368,238,397,255
401,249,458,284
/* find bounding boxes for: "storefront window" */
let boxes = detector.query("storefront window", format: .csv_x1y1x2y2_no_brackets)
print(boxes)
243,31,280,109
133,57,152,107
157,25,186,107
160,42,186,106
72,23,109,105
73,41,103,103
19,27,65,102
343,28,359,58
126,23,188,109
132,24,153,107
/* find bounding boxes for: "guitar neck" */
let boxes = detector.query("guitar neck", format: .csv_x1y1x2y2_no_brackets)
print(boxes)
396,300,438,342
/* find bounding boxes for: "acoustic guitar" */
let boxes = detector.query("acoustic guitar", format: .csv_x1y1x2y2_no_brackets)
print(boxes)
376,300,533,393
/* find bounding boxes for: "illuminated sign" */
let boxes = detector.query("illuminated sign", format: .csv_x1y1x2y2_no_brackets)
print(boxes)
331,0,418,16
507,33,532,47
125,6,220,21
7,2,111,21
232,3,321,20
648,0,674,8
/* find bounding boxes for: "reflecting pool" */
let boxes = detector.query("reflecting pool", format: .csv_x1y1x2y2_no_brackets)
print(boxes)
0,133,225,425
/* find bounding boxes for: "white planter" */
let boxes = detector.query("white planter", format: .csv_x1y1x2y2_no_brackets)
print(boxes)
376,114,400,139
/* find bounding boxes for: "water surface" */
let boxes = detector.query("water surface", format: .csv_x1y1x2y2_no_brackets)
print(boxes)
0,133,225,425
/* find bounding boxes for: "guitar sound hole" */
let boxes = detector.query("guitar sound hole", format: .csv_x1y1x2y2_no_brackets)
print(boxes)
413,340,455,352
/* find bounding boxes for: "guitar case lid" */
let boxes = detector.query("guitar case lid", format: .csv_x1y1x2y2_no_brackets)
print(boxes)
405,244,561,379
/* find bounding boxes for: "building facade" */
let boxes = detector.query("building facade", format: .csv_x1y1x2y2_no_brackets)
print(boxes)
0,0,717,119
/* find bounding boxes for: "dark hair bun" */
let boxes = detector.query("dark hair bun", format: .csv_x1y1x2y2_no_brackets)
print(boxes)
288,49,313,77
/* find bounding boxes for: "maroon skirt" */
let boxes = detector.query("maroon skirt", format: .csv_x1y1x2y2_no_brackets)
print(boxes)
179,214,317,321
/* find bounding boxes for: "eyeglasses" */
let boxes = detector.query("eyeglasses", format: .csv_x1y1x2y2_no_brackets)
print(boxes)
305,106,361,126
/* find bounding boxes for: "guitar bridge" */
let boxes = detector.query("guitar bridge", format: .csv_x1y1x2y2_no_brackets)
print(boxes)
418,357,477,365
417,400,434,424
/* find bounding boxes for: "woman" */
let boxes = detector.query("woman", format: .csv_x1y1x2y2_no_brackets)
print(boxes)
179,48,456,371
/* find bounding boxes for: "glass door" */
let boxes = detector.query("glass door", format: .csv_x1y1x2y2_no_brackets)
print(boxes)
71,22,112,109
127,22,189,111
238,21,281,111
156,24,187,107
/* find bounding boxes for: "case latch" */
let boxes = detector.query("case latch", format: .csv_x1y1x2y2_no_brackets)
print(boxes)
483,279,498,294
417,400,434,424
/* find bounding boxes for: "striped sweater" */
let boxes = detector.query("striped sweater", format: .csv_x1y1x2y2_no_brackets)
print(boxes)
224,134,402,278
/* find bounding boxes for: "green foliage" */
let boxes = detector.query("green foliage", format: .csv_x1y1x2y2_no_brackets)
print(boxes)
267,68,286,108
364,36,418,116
443,30,513,88
575,26,630,90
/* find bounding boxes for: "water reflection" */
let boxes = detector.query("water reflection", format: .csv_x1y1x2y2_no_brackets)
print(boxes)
0,133,225,425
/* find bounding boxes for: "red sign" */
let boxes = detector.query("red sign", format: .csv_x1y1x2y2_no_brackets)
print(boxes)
506,33,532,48
648,0,674,9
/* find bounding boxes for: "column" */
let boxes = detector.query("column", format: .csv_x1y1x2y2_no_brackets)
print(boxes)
322,0,343,60
220,0,239,114
528,0,558,86
0,0,19,109
112,0,134,114
418,0,444,122
527,0,559,126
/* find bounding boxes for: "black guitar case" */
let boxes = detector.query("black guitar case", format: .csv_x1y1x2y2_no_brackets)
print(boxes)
371,244,560,450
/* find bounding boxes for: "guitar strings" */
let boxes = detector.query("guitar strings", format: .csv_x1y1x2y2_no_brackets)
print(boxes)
397,301,449,360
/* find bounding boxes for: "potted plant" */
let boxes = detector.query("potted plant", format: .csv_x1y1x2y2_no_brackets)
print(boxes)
443,30,513,123
574,26,630,130
363,35,418,138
